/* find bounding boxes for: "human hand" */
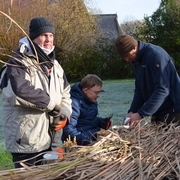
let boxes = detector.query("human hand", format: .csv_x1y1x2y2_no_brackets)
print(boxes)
100,118,112,130
126,112,133,117
48,105,61,117
128,113,142,127
51,114,68,131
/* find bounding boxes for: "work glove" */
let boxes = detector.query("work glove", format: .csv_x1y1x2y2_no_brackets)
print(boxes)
48,105,61,117
100,114,113,130
51,114,68,131
100,118,111,130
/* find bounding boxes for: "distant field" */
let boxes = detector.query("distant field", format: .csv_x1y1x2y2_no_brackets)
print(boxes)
98,79,134,126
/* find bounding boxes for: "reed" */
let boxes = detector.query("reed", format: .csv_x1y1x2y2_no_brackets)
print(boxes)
0,120,180,179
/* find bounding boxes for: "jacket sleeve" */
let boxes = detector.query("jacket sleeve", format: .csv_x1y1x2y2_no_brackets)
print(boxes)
63,99,93,145
130,53,172,117
0,59,55,111
59,73,72,120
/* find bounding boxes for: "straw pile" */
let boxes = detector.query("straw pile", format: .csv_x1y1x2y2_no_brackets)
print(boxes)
0,121,180,180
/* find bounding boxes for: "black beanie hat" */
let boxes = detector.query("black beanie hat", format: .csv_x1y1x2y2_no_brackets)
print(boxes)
115,35,138,58
29,17,55,40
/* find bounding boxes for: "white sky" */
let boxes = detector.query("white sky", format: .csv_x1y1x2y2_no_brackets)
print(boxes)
88,0,161,24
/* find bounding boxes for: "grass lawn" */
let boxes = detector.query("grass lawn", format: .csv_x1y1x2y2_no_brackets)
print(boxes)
0,79,135,169
98,79,134,126
0,145,13,170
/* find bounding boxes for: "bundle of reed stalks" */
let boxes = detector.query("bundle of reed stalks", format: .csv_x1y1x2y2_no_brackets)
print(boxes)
0,121,180,180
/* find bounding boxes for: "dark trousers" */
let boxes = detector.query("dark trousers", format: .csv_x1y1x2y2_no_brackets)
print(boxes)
11,147,51,168
151,112,180,126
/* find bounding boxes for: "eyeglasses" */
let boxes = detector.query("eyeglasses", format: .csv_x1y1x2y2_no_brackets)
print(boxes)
89,89,104,95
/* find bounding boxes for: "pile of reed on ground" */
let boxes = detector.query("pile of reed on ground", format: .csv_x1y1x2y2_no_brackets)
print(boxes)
0,120,180,180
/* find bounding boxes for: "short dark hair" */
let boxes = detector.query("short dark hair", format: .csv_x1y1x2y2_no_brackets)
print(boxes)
80,74,102,89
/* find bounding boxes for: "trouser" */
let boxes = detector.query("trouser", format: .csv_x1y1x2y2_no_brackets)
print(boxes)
11,147,51,168
151,112,180,126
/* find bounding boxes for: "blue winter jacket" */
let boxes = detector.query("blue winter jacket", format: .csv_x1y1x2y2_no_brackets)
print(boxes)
129,41,180,118
62,82,104,145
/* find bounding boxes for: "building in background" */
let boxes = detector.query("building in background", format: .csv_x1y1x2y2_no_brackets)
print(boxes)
95,14,123,40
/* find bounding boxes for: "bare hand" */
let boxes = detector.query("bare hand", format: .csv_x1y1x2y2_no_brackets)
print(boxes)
129,113,142,127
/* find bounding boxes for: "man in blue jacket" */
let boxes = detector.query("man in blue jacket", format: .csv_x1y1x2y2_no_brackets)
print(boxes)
115,35,180,127
62,74,112,145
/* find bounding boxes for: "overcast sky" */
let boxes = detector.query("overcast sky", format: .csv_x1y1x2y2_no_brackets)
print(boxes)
88,0,161,23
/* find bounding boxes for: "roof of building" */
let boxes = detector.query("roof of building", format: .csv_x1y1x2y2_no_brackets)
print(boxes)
94,14,123,40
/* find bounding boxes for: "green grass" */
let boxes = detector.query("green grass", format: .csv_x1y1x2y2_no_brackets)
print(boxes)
0,145,14,170
0,79,135,169
98,79,134,126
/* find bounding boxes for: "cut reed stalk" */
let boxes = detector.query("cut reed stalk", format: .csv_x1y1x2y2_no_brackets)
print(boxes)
1,123,180,179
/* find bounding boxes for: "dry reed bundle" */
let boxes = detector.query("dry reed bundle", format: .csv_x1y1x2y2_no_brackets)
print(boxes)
0,121,180,180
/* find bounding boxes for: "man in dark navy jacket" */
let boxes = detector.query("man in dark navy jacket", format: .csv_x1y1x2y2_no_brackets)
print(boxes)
115,35,180,127
62,74,112,145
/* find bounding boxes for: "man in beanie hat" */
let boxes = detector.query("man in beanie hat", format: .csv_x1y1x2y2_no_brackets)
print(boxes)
115,34,180,128
29,17,55,40
0,17,72,168
115,35,138,59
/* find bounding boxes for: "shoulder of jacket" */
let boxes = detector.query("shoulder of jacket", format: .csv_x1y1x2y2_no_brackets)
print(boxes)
19,43,27,54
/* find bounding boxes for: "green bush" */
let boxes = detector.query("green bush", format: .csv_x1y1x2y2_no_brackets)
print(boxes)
61,38,134,82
